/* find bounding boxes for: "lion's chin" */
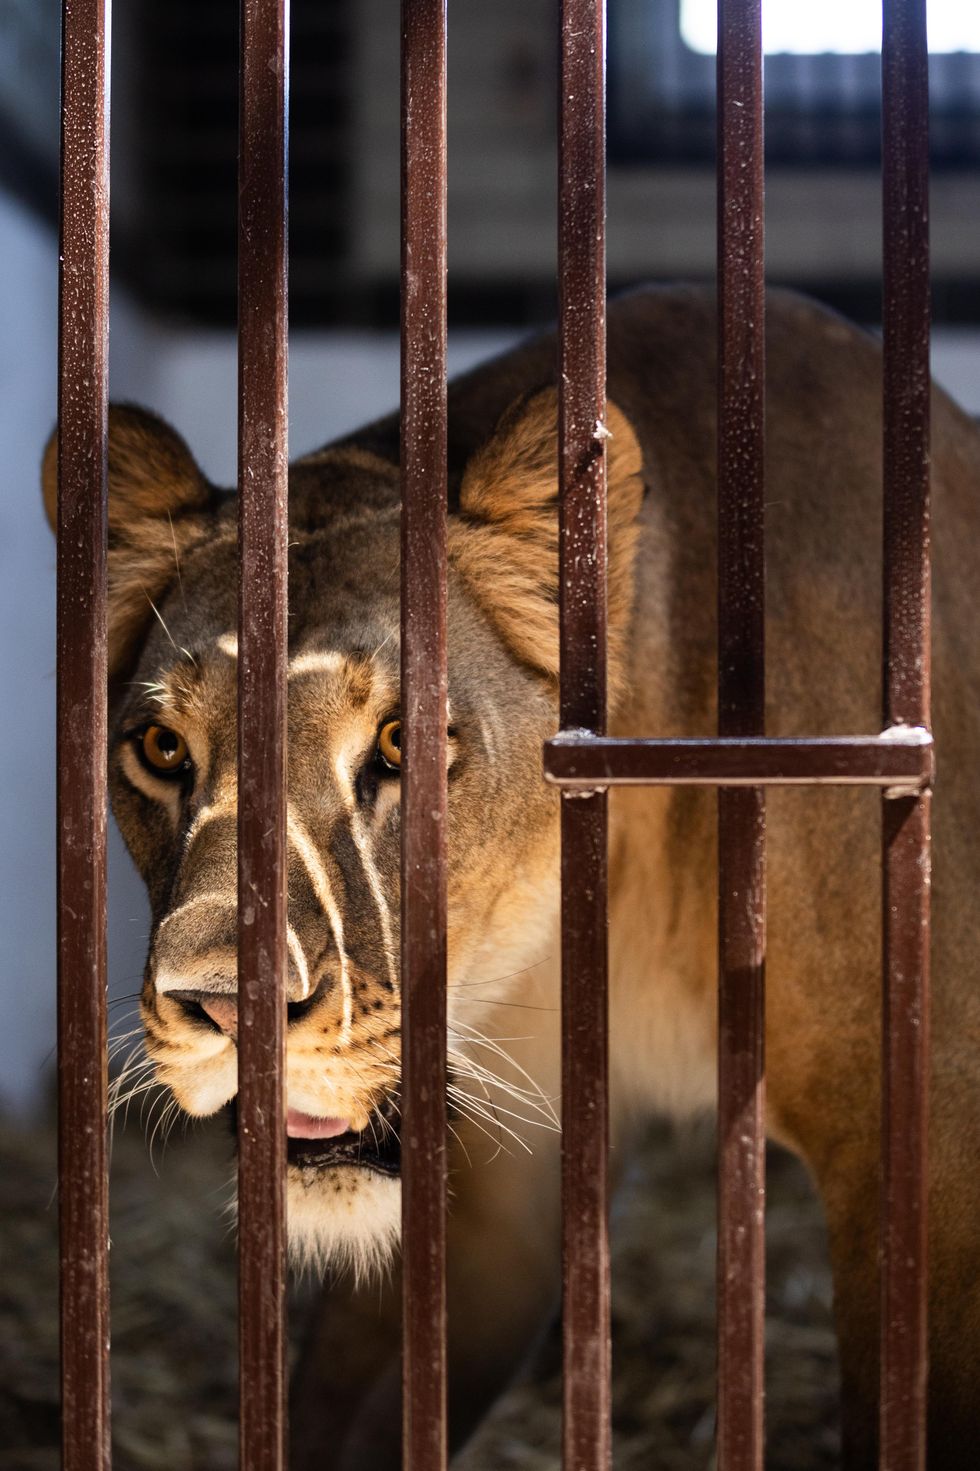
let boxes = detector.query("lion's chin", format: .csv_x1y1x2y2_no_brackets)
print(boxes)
286,1165,401,1282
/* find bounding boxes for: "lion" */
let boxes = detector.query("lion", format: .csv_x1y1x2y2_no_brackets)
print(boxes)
43,286,980,1468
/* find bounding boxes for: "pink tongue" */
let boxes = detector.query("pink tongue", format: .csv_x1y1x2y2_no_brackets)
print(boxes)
286,1109,350,1140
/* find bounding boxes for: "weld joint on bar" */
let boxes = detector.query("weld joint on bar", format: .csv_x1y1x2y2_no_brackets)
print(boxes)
879,723,932,745
881,723,934,798
551,727,600,742
552,729,608,797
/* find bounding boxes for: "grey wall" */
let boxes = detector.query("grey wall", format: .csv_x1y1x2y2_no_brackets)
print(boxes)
355,0,980,289
1,188,978,1111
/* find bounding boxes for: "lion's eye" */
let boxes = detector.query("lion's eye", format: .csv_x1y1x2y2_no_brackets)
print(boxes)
138,724,191,778
377,719,402,771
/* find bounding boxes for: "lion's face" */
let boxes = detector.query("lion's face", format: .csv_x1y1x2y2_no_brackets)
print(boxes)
112,489,565,1273
43,391,642,1274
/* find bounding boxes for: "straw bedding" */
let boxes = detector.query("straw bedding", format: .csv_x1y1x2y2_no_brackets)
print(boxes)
1,1104,838,1470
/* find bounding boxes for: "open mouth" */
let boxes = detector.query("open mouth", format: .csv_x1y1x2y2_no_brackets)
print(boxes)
228,1096,401,1178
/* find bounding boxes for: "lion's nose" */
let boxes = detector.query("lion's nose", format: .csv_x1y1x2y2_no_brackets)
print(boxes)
152,898,326,1005
199,995,238,1039
162,988,239,1039
165,973,335,1039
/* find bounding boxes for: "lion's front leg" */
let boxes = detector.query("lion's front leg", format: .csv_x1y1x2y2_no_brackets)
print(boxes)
289,1127,562,1471
784,1052,980,1471
444,1130,561,1459
289,1266,402,1471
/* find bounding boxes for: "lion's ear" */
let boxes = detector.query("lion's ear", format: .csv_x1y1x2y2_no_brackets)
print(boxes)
449,387,644,701
42,405,216,679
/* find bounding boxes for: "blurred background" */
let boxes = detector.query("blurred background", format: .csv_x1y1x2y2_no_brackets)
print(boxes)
1,2,978,1465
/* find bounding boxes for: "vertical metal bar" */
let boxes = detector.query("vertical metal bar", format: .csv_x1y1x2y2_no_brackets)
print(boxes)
558,3,610,1468
881,2,931,1466
57,2,111,1467
716,2,766,1468
400,3,448,1468
237,0,289,1466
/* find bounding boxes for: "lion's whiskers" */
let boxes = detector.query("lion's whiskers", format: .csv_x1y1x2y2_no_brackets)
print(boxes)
449,1014,556,1094
365,1034,557,1157
146,1092,183,1170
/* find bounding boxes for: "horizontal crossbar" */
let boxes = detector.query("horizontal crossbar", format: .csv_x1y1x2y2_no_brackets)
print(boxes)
543,729,934,792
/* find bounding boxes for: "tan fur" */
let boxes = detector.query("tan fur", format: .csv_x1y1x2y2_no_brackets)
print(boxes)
42,287,980,1469
42,405,216,678
450,390,644,695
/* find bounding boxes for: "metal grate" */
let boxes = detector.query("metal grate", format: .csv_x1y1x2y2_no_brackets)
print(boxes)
557,3,612,1464
55,1,931,1469
56,3,110,1465
235,1,290,1465
399,3,449,1464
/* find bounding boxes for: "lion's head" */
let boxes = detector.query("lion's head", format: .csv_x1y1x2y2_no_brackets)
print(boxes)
43,389,642,1274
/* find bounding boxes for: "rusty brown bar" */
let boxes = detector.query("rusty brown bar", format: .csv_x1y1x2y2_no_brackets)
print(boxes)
237,0,289,1465
881,1,931,1466
716,1,767,1466
400,2,449,1468
558,2,611,1468
544,732,934,789
57,2,111,1467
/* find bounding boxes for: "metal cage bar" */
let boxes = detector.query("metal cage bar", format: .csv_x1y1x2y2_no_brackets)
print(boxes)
881,2,932,1466
400,3,449,1468
558,2,612,1468
56,2,112,1468
236,0,290,1465
543,732,934,790
716,2,767,1466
